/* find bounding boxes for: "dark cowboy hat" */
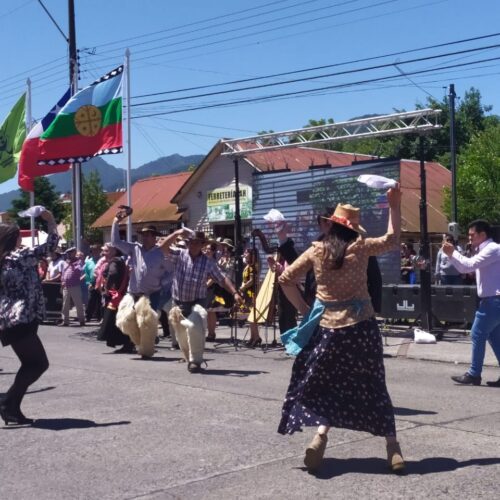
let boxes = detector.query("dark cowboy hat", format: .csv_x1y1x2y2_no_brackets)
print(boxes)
139,225,161,236
187,231,207,243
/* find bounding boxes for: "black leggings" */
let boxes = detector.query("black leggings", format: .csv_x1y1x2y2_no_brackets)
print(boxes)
3,324,49,411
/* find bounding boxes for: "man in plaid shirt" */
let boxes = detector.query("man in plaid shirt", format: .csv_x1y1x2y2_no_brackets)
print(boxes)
160,229,243,371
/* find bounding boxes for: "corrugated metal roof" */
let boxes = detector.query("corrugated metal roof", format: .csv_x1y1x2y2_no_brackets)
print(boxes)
92,172,190,228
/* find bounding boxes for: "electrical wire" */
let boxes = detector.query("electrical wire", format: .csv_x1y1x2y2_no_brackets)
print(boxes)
130,44,500,107
130,55,500,118
131,32,500,99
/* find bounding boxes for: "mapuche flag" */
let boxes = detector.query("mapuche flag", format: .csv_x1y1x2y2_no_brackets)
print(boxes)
18,66,123,191
0,93,26,184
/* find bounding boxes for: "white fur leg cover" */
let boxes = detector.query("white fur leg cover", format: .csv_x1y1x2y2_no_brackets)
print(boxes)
181,304,208,364
135,296,158,357
116,294,141,346
169,304,207,363
169,306,190,362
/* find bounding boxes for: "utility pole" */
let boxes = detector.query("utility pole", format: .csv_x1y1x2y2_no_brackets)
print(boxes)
233,158,243,288
449,84,458,226
68,0,82,249
419,135,433,331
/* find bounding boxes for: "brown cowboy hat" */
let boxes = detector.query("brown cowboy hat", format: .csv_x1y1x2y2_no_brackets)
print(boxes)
139,225,161,236
322,204,366,234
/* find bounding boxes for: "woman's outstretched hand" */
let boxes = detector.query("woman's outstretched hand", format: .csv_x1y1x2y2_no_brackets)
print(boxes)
387,183,401,209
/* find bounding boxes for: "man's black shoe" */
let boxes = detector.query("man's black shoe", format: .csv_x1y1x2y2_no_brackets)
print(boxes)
451,373,481,386
486,376,500,387
113,345,136,354
187,362,202,373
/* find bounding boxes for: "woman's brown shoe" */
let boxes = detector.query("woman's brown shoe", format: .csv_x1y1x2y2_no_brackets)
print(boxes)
387,441,405,472
304,432,328,471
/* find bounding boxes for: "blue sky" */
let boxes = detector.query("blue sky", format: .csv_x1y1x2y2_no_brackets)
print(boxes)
1,0,500,194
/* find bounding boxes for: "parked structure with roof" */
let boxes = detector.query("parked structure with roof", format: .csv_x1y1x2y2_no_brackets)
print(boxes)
92,172,191,241
172,140,451,242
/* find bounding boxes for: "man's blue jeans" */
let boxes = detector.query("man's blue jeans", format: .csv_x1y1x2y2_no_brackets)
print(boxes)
468,297,500,377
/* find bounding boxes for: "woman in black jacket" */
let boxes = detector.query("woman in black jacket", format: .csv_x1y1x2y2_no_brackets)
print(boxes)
0,210,58,425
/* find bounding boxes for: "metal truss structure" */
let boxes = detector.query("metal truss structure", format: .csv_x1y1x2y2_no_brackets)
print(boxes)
221,109,441,156
221,108,443,332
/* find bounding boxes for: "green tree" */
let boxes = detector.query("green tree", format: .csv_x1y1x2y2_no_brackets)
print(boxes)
63,170,111,244
8,176,65,230
443,123,500,226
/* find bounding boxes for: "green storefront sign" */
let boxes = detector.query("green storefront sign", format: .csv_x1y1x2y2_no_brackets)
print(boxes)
207,185,252,221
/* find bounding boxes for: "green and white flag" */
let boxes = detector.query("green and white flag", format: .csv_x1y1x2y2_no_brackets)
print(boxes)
0,93,26,184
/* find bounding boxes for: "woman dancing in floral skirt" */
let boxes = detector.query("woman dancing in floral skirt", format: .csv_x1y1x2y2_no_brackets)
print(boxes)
277,186,404,473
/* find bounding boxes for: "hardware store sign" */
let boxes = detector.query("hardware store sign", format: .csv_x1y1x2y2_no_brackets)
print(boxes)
207,185,252,221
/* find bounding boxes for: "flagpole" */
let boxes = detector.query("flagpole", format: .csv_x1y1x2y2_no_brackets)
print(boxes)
125,48,132,242
26,78,36,247
68,0,82,251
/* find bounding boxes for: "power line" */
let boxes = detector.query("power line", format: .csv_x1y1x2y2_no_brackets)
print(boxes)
80,0,447,75
131,32,500,99
84,0,362,62
130,43,500,107
83,0,397,69
88,0,300,51
131,55,500,118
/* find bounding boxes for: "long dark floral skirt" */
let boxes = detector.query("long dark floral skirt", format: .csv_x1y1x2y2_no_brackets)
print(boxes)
278,318,396,437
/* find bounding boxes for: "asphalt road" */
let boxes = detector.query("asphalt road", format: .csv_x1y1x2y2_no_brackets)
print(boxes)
0,323,499,500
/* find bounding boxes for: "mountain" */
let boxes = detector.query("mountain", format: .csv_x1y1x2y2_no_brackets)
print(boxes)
0,153,204,211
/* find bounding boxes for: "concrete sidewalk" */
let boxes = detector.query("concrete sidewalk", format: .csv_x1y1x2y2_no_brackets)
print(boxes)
219,321,498,369
380,327,498,368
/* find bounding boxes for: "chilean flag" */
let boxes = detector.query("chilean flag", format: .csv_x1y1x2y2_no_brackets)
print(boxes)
18,89,71,191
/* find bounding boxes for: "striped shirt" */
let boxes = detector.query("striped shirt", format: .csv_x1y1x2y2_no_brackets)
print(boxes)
171,248,225,302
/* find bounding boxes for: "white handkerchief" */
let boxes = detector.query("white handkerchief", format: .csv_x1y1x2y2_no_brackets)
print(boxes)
18,205,46,218
357,174,397,189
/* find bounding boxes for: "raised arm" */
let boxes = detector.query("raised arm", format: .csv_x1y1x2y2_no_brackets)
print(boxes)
34,210,59,257
111,217,135,255
386,184,401,238
158,228,189,255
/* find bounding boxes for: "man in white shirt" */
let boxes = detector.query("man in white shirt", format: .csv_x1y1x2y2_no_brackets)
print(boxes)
443,219,500,387
45,250,65,282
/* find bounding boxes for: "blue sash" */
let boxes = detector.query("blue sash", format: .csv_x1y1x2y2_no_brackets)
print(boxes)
280,297,370,356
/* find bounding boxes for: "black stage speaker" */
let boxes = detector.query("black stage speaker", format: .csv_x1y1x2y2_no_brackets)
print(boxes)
381,285,420,320
42,282,63,322
381,284,477,324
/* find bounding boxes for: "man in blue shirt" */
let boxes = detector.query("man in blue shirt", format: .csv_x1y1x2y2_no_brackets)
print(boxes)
444,220,500,387
112,211,168,358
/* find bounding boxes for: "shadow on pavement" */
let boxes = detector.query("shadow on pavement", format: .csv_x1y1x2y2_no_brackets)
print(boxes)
131,356,181,362
202,369,269,377
0,372,16,376
30,418,131,431
393,406,437,416
309,456,500,478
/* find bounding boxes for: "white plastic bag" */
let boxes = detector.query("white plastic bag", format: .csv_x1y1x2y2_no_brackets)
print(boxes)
414,328,436,344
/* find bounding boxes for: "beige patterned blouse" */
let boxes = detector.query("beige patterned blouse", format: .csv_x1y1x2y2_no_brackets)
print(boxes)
278,233,397,329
